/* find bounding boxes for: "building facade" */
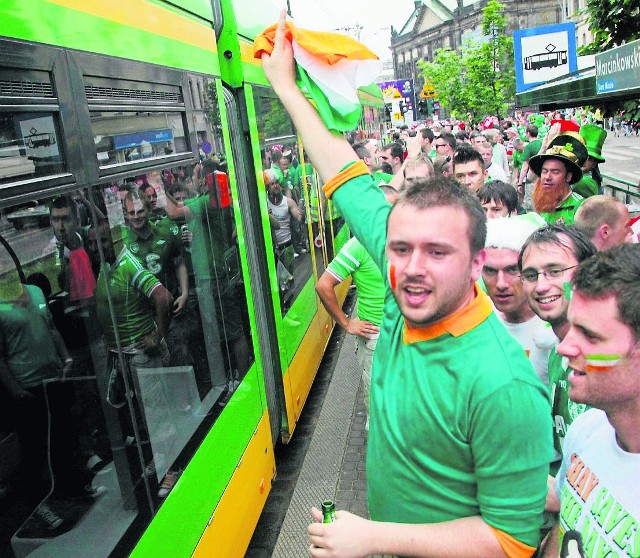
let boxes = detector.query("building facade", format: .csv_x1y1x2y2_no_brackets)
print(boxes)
391,0,591,101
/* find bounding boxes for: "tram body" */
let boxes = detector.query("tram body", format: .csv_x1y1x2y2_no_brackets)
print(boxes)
0,1,385,556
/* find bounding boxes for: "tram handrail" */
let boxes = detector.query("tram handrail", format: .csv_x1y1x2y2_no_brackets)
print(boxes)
601,173,640,205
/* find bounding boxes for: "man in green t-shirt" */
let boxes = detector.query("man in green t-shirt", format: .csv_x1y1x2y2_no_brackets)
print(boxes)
122,190,189,367
260,14,552,557
316,185,397,428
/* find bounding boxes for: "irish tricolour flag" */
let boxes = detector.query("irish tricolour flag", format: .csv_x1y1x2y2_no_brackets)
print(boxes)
584,354,622,373
254,20,381,133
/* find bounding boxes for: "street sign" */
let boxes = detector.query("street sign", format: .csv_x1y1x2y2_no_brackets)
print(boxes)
513,23,577,93
595,39,640,95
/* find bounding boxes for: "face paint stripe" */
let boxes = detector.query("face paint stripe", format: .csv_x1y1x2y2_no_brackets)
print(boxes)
388,264,397,291
584,354,622,372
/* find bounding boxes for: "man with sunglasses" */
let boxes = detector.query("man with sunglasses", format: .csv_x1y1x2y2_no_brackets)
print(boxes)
519,225,596,473
433,132,456,159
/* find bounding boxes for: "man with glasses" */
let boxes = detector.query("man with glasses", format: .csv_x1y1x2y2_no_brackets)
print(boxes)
483,214,556,385
519,225,596,474
433,132,456,159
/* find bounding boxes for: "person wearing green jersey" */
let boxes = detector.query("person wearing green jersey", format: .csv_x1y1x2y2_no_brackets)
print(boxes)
259,13,552,557
89,219,175,489
316,185,398,429
121,190,189,368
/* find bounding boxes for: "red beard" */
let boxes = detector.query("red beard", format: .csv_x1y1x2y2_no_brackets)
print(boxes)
532,179,571,213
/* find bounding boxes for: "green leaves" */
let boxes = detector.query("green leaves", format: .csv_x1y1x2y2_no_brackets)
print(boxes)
418,0,514,121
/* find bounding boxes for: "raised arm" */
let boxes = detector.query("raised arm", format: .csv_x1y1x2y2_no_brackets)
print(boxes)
260,10,357,182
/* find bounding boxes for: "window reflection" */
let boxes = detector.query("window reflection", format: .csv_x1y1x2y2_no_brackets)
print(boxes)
254,91,315,315
91,111,188,167
0,158,253,555
0,111,65,184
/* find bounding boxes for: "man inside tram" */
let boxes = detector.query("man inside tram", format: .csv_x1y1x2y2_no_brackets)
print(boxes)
259,13,552,557
44,193,104,302
88,218,177,491
163,160,252,392
0,271,100,532
122,189,190,368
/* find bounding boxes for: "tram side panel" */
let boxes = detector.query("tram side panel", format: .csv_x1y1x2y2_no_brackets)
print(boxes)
0,2,276,556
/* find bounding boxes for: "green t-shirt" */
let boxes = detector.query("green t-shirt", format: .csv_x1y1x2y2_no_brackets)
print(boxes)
511,148,525,171
572,175,598,199
0,285,62,387
122,219,183,295
547,347,588,475
372,171,394,185
522,139,543,163
184,195,236,283
330,166,553,549
326,236,385,326
95,247,161,347
539,192,584,226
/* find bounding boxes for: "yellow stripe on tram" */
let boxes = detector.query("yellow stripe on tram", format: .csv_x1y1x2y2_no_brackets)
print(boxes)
47,0,217,53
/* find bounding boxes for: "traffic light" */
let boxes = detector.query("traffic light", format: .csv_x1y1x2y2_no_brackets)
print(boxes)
399,101,407,115
418,99,429,116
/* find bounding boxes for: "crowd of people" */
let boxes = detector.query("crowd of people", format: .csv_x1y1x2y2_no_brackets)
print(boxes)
262,11,639,558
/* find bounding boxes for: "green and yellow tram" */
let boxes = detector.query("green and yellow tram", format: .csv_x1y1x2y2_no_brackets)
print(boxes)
0,1,385,556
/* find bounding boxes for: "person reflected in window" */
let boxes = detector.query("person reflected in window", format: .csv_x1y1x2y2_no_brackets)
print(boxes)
0,279,100,533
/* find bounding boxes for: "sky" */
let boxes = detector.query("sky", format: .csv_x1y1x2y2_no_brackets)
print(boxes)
269,0,418,59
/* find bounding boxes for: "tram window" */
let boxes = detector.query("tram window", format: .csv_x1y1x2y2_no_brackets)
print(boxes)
0,111,66,184
0,158,253,554
253,91,316,315
90,111,189,168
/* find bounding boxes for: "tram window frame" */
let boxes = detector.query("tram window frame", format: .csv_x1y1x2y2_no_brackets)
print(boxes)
0,40,80,200
68,50,200,182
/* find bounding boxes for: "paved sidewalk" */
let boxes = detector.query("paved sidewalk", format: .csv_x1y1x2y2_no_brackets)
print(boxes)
272,331,369,556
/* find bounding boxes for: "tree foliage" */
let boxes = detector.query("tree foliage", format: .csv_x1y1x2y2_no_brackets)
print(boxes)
418,0,514,122
578,0,640,120
579,0,640,55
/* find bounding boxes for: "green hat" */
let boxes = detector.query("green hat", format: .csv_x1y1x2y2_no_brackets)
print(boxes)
529,132,588,185
579,123,607,163
535,114,546,126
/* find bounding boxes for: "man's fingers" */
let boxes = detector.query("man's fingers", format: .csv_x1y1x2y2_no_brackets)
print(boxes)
274,8,287,47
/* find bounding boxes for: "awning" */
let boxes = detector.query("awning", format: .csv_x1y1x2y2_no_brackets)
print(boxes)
516,66,640,110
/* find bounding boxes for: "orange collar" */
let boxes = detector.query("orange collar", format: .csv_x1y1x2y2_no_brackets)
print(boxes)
403,284,493,344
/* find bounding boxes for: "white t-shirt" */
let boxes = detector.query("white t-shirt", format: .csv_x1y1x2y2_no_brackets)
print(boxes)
555,409,640,556
498,313,557,385
486,162,509,183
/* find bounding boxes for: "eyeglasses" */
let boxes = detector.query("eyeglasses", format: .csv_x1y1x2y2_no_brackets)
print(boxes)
434,143,448,149
519,265,578,284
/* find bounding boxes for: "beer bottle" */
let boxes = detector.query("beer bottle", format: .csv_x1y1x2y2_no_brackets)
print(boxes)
321,500,336,523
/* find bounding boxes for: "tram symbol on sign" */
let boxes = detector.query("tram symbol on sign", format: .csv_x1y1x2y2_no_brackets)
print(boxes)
523,43,568,71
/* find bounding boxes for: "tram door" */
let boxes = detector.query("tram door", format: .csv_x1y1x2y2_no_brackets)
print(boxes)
220,84,285,445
